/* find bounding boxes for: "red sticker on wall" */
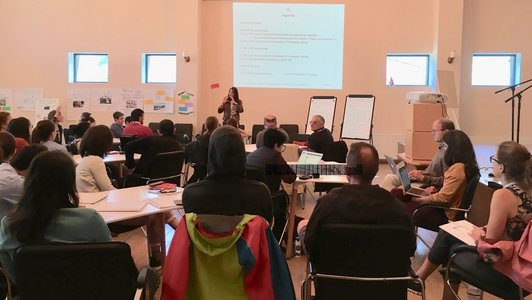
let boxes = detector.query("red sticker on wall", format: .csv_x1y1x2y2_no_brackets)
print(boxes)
210,83,220,89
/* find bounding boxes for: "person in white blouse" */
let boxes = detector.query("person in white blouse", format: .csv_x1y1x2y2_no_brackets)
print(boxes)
31,120,69,156
76,125,177,269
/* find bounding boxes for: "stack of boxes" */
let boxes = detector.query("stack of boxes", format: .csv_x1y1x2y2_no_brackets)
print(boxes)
405,103,445,161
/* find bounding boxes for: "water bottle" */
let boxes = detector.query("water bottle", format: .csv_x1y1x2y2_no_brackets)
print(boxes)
294,237,302,257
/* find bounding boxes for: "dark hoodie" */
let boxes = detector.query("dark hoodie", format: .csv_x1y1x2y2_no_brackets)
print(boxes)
183,126,273,223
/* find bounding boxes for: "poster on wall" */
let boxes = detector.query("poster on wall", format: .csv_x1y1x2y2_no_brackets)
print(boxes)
66,89,91,120
119,88,144,115
143,89,174,114
0,88,13,112
90,89,122,112
177,91,194,115
15,88,44,111
35,98,59,124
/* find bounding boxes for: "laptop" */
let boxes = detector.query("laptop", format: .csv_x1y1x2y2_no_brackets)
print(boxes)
384,154,406,178
291,150,323,176
398,165,428,197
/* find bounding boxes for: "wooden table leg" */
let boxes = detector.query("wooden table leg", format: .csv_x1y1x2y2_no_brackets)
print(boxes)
285,183,299,259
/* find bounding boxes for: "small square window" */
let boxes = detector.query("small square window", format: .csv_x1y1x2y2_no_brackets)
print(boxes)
472,54,520,86
142,54,176,84
386,54,430,86
68,53,108,83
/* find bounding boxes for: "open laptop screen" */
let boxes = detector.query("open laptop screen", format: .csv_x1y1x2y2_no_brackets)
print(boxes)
297,150,323,164
398,166,412,191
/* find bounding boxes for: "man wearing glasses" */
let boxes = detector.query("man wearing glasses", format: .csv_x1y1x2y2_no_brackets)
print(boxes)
255,114,290,148
382,118,455,191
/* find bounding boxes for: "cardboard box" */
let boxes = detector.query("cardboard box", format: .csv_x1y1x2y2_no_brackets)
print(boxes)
406,103,446,132
405,130,437,161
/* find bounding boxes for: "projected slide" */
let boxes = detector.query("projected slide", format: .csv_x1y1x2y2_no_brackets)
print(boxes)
233,3,345,89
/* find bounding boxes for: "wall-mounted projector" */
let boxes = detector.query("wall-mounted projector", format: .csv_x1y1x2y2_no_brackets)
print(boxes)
406,91,448,103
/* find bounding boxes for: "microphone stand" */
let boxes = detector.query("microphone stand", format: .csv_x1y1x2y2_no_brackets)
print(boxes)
504,83,532,144
495,78,532,141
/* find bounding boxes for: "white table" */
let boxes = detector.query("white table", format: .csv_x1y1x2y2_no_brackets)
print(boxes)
72,153,141,165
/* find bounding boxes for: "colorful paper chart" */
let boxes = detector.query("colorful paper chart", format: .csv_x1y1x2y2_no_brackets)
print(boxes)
177,94,194,114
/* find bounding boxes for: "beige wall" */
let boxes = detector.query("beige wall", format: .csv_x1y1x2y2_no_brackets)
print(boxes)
1,0,531,154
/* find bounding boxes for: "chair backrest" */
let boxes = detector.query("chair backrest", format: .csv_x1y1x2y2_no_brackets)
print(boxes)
466,182,495,226
251,124,264,144
120,136,138,151
63,128,73,145
147,150,186,185
148,122,160,135
330,141,348,163
282,144,300,162
14,242,138,300
245,166,267,184
312,224,413,299
455,174,481,220
174,123,193,144
280,124,299,135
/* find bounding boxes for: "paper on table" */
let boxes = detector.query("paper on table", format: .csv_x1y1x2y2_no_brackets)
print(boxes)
79,191,109,204
147,197,180,209
439,220,477,246
94,200,147,212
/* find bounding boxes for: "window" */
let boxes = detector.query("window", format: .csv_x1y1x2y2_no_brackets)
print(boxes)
471,54,520,86
386,54,430,86
142,54,176,84
68,53,108,83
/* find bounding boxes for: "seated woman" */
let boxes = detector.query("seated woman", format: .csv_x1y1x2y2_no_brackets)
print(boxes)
409,141,532,298
403,130,479,231
185,116,219,184
76,125,178,268
0,150,112,282
7,117,31,152
31,120,69,155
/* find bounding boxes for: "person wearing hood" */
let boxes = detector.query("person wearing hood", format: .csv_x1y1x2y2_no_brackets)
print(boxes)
183,125,273,223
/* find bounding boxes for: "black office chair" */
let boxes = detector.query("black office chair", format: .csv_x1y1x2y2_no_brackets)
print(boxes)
185,140,208,184
148,122,160,135
12,242,157,300
314,141,347,194
280,124,299,136
302,224,423,300
174,123,193,145
251,124,264,144
145,150,186,186
120,136,138,152
413,174,480,247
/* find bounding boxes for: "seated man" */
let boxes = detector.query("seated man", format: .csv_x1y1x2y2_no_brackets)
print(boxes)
109,111,125,138
255,114,290,148
183,126,273,223
247,129,296,239
123,108,152,137
307,115,334,161
301,142,416,261
125,119,183,177
381,118,455,191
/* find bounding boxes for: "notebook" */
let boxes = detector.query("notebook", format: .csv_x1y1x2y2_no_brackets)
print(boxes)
147,197,182,208
94,200,147,212
439,220,476,246
384,154,406,178
398,166,428,197
79,191,109,204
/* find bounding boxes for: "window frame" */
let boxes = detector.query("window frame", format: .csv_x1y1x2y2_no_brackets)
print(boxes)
68,53,109,83
385,54,430,86
142,53,177,84
471,53,521,87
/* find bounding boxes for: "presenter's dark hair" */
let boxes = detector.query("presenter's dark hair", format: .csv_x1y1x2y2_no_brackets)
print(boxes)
80,125,113,158
10,144,47,171
229,87,241,102
263,129,286,149
7,150,79,243
159,119,174,136
7,117,31,142
31,120,55,144
130,109,144,122
443,130,478,180
47,110,58,123
113,111,124,120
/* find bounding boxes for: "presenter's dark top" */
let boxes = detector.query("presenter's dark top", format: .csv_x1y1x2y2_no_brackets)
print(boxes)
308,128,334,161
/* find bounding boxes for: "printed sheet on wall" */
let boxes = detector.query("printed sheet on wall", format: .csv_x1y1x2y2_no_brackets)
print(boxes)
143,89,174,114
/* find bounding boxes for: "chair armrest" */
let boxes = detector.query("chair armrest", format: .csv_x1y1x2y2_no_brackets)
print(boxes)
415,201,450,210
0,267,14,300
136,266,159,300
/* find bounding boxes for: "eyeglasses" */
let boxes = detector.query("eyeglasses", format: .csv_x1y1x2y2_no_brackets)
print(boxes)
279,144,286,153
431,128,445,133
490,155,501,164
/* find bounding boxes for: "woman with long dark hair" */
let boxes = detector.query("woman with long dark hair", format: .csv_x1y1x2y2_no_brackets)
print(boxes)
0,151,112,282
405,130,479,231
7,117,32,152
217,87,244,126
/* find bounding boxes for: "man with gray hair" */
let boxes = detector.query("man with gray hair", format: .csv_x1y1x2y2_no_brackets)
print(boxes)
255,114,289,148
307,115,334,161
382,118,455,191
